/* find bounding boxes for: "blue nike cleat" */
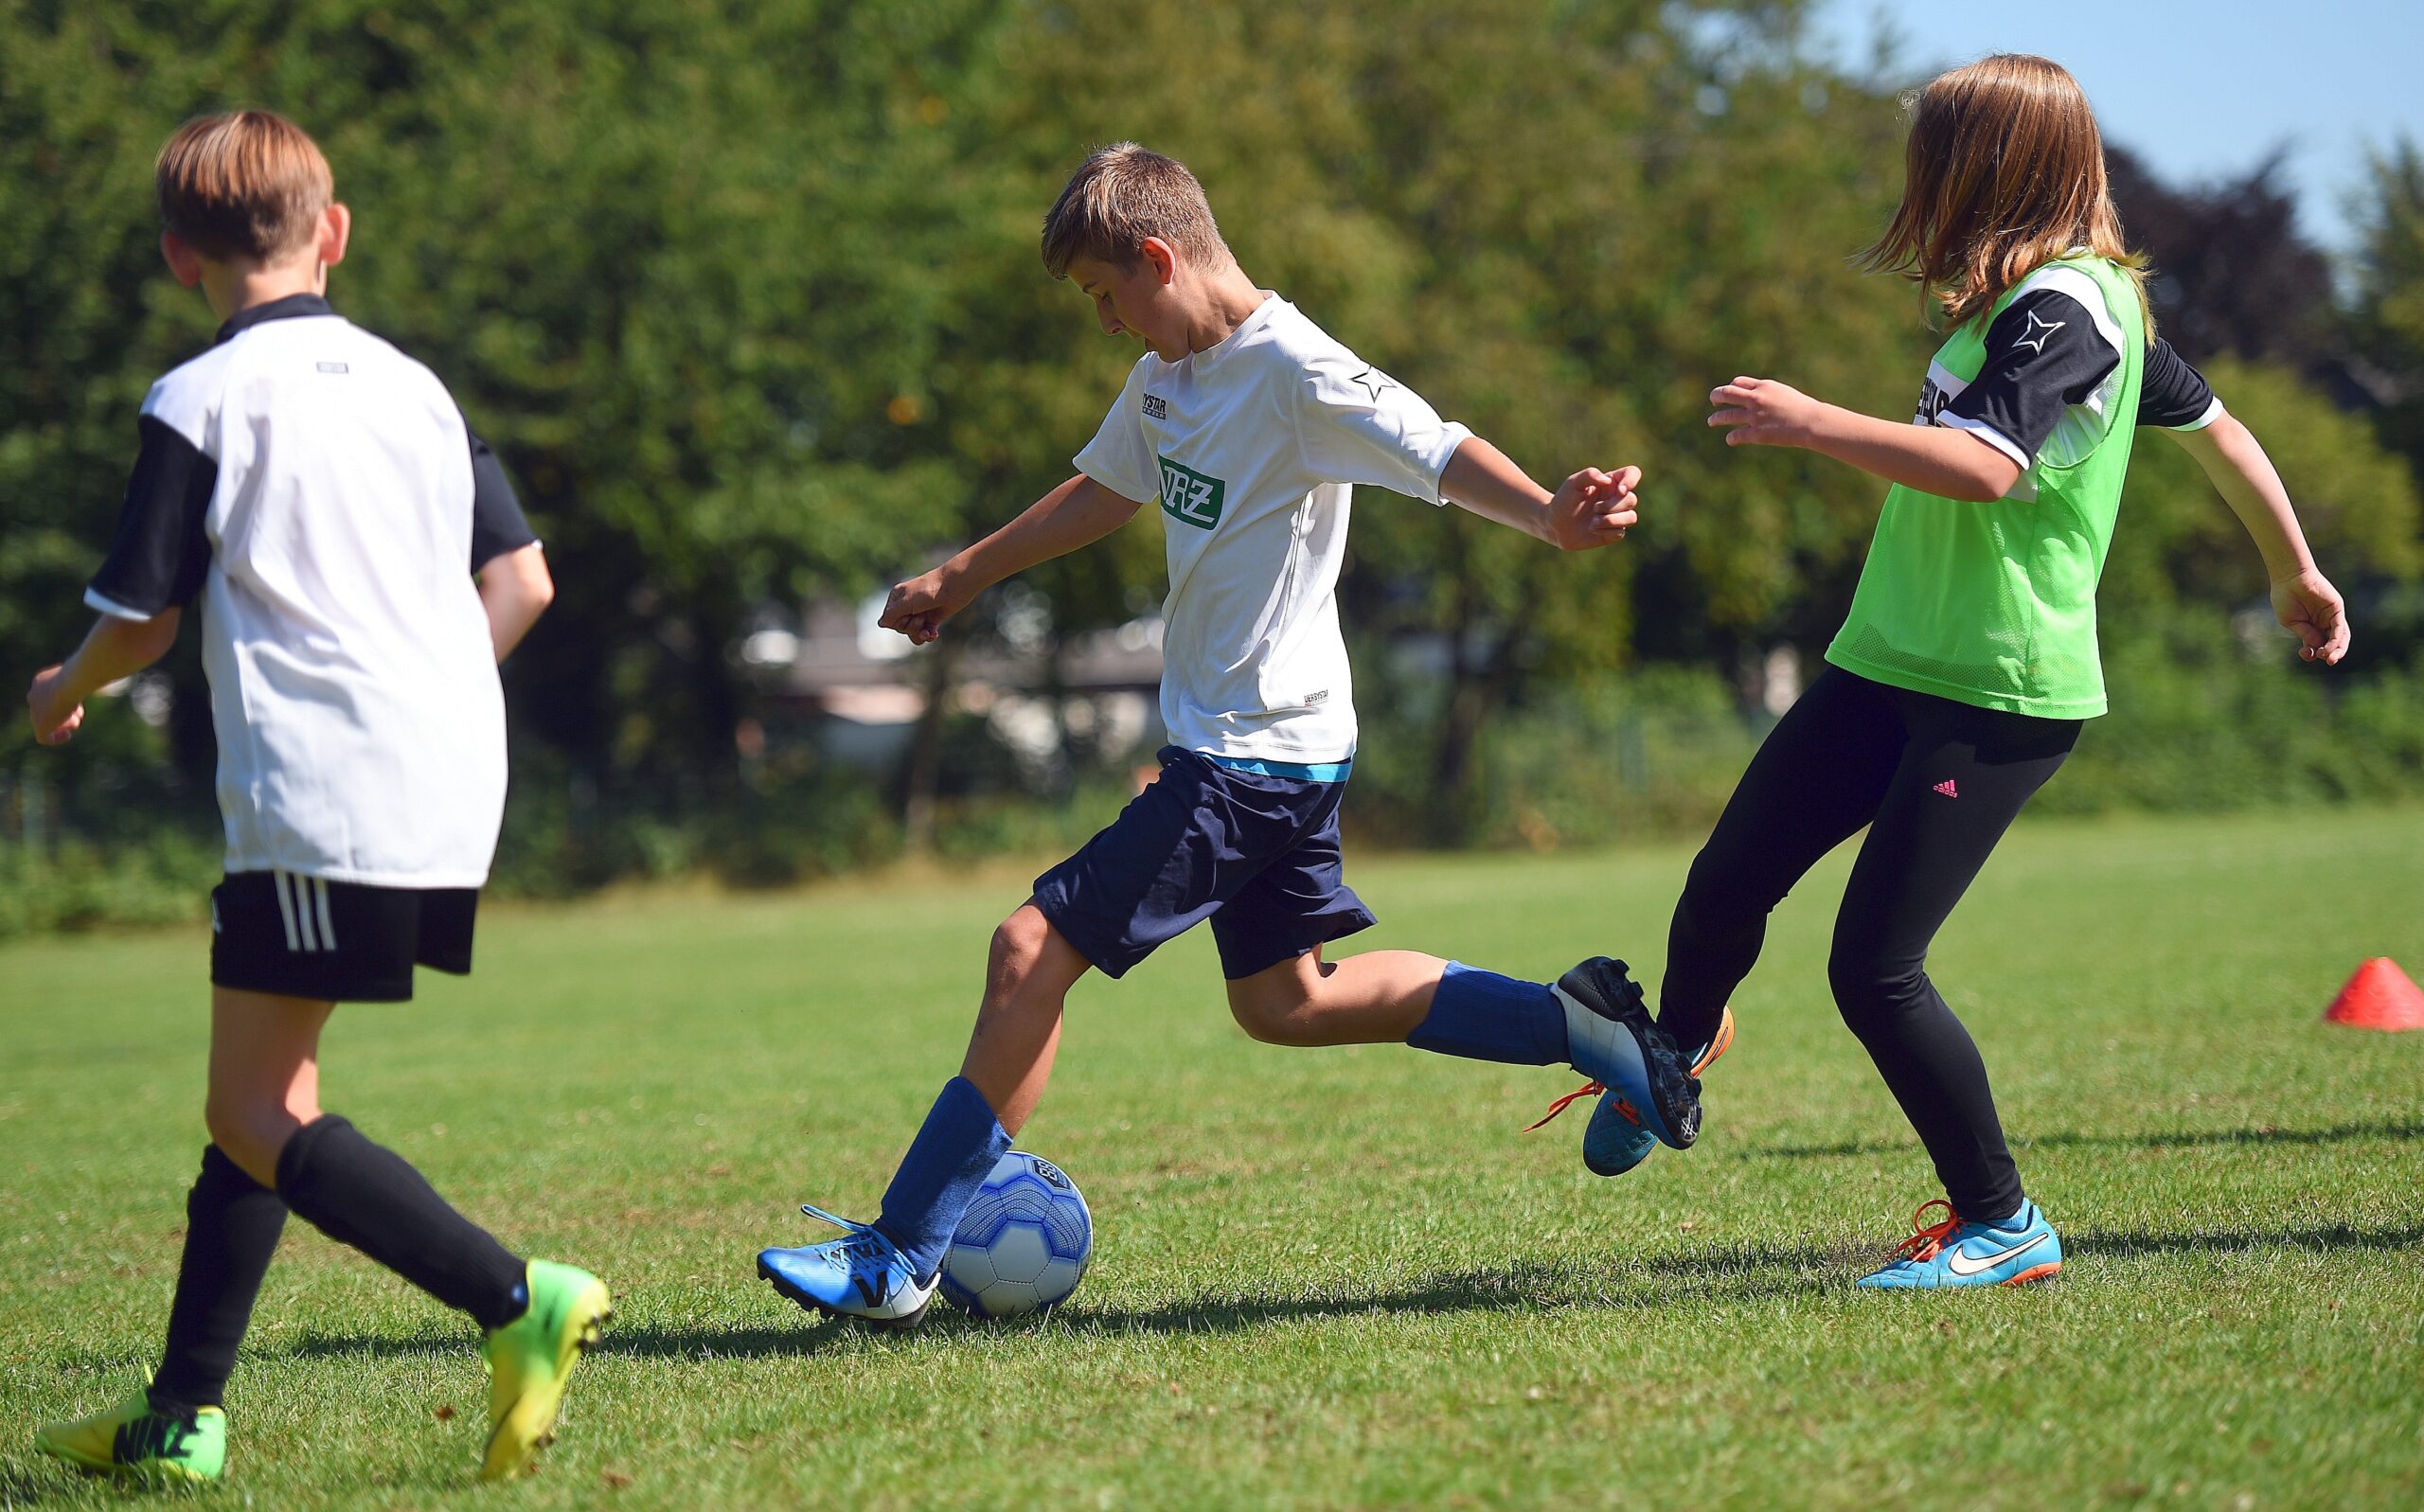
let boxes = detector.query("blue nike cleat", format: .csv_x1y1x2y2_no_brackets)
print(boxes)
1524,957,1702,1177
1855,1199,2063,1290
756,1205,937,1328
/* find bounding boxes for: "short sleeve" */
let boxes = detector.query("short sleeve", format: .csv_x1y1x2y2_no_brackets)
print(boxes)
2138,338,2223,430
85,414,216,621
1072,361,1160,506
466,429,538,573
1293,351,1471,505
1940,287,2122,469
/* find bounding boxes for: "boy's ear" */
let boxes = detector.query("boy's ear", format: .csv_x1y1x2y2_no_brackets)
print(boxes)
160,232,205,289
316,203,351,269
1140,237,1178,286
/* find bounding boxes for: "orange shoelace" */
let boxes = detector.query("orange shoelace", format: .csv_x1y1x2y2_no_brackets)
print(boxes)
1524,1078,1604,1131
1886,1199,1964,1264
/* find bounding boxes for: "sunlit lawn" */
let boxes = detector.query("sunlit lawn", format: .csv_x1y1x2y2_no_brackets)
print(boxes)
4,807,2420,1509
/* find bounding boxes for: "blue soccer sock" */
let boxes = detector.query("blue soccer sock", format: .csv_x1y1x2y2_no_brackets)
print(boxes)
873,1076,1011,1279
1404,963,1568,1066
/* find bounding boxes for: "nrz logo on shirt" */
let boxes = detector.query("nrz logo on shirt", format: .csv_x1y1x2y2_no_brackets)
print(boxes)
1142,393,1168,419
1158,456,1225,530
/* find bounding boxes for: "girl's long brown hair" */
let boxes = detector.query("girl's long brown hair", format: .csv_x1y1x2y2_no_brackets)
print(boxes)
1859,54,2151,333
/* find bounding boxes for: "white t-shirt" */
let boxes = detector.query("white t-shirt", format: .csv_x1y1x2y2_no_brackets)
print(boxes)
1073,295,1470,769
85,295,534,887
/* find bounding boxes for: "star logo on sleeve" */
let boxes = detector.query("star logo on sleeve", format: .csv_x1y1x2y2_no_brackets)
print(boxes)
1347,365,1394,401
2014,308,2066,355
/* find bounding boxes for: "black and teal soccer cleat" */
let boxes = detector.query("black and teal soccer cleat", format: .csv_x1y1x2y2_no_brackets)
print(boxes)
1525,957,1706,1177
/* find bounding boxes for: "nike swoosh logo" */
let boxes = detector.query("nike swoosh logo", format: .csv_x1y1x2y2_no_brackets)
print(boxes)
853,1274,889,1308
1945,1231,2049,1276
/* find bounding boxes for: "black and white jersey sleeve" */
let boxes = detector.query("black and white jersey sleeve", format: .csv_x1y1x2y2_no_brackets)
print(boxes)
464,427,538,573
2137,338,2223,431
85,405,217,622
1939,280,2126,471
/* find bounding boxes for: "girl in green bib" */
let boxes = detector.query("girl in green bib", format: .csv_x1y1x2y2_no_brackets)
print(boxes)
1612,54,2347,1287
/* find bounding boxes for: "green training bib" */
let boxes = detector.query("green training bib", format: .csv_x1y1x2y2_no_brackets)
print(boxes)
1827,255,2146,719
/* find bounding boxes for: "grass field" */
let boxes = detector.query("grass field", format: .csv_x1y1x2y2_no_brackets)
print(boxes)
4,808,2422,1510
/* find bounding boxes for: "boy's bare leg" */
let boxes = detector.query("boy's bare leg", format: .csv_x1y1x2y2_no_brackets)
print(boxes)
206,988,529,1329
205,987,332,1184
1229,944,1590,1075
141,988,326,1415
957,903,1091,1135
1224,947,1448,1047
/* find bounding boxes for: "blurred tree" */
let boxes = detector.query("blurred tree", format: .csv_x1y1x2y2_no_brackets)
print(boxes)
3,0,2415,886
2350,139,2424,472
2109,147,2336,371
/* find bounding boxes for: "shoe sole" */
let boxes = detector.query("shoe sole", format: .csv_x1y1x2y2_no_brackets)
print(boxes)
1560,958,1702,1149
33,1435,215,1485
1855,1259,2063,1290
756,1254,932,1330
481,1288,613,1482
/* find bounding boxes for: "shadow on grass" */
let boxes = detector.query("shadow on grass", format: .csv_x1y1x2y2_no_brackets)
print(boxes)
0,1460,80,1508
134,1215,2411,1373
1738,1117,2424,1162
2070,1219,2424,1259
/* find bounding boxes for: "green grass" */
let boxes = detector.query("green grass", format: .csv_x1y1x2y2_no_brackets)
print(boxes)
5,808,2422,1510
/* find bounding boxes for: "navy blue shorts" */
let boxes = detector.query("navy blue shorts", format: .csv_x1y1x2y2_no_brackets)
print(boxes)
1031,746,1377,981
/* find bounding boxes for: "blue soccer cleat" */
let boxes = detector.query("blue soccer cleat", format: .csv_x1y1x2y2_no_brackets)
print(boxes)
1855,1199,2063,1290
756,1205,937,1328
1525,958,1703,1177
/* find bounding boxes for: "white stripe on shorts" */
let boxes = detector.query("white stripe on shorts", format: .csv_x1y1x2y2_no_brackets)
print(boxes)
294,872,318,952
313,877,338,952
273,870,303,952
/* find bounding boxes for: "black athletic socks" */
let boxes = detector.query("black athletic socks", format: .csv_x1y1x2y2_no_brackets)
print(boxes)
274,1114,529,1331
148,1146,288,1414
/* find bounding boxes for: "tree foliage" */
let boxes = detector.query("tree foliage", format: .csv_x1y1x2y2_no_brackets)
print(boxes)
2,0,2417,877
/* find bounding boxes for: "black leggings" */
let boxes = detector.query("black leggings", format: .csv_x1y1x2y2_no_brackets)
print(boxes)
1658,665,2080,1221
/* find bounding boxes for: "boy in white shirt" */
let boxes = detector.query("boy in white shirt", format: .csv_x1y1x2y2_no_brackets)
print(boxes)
26,111,605,1485
758,144,1704,1324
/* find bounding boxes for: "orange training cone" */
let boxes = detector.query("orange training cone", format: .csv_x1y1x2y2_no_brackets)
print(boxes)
2322,958,2424,1031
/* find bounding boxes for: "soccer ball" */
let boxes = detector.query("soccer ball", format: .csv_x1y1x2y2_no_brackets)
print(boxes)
939,1150,1092,1319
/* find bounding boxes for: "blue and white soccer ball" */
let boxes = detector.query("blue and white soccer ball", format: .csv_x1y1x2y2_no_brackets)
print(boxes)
939,1150,1092,1319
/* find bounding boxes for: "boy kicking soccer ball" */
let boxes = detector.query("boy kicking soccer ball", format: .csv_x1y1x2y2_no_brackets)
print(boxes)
757,144,1702,1324
25,111,607,1484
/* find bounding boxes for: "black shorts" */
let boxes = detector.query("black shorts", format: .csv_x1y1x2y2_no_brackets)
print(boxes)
209,870,478,1003
1030,746,1377,981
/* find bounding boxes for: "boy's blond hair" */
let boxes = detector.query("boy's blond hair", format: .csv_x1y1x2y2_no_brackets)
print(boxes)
155,110,333,264
1041,143,1231,278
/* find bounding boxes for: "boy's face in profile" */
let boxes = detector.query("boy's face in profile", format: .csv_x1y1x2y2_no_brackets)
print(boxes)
1066,241,1190,361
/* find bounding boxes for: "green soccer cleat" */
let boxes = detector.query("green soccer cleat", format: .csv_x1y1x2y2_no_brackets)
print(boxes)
34,1388,225,1485
479,1259,612,1482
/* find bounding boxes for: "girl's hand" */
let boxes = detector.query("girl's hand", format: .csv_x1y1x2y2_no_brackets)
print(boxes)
27,665,85,745
2272,568,2351,666
1708,376,1827,448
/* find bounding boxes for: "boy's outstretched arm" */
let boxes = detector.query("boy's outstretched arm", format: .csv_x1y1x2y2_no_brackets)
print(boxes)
25,609,182,745
2164,415,2350,665
1439,438,1641,552
882,473,1146,645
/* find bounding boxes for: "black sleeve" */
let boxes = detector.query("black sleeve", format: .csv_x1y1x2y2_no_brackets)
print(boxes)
467,430,538,574
1941,289,2121,466
2137,338,2219,429
85,415,215,619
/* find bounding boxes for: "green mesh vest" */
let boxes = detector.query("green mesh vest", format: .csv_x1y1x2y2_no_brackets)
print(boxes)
1827,255,2146,719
